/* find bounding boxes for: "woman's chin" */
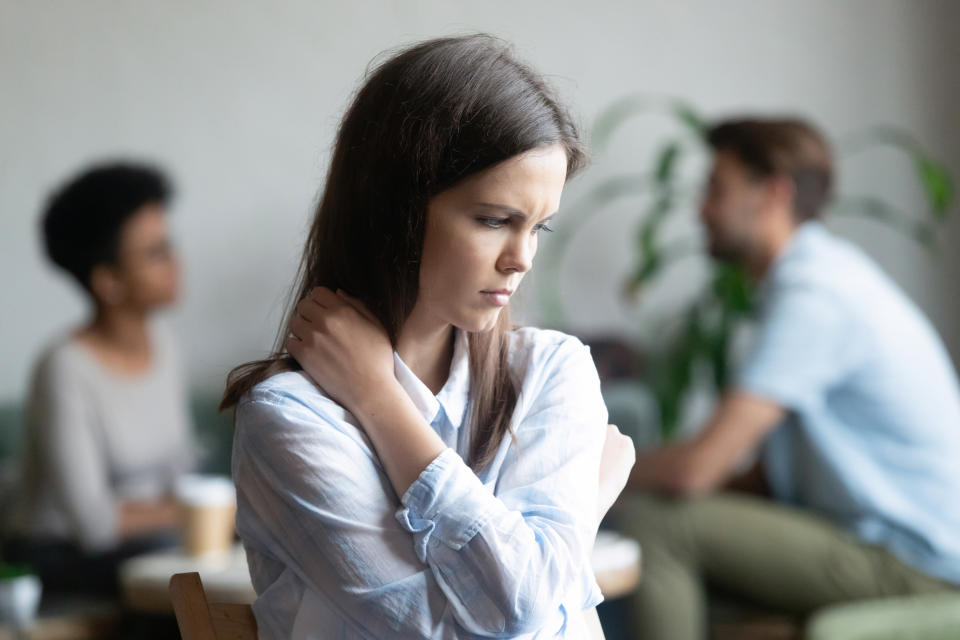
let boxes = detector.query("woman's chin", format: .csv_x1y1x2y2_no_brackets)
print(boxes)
456,308,503,333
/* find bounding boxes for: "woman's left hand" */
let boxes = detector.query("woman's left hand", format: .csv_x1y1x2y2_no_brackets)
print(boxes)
285,287,395,415
597,424,635,525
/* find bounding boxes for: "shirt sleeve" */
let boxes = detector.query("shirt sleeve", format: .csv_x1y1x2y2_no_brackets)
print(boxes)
155,322,199,481
396,336,607,634
738,284,857,409
233,393,448,639
29,353,118,550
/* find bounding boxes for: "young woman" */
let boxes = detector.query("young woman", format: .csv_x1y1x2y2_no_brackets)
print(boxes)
7,163,194,595
223,35,635,638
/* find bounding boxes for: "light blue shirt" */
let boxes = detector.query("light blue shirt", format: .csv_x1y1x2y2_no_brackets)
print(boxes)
232,327,607,639
739,221,960,584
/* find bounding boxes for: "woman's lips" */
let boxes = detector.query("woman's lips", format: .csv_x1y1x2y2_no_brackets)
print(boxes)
481,290,512,306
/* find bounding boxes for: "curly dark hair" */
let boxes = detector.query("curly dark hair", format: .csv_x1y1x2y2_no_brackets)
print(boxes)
41,162,171,291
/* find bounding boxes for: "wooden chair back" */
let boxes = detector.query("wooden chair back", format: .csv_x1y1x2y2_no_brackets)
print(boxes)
169,572,257,640
170,571,605,639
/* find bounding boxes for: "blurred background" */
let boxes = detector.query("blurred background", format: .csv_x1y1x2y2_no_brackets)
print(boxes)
3,1,959,405
1,1,959,638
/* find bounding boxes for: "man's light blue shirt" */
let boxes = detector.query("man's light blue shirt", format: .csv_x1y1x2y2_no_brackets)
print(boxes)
232,327,607,639
738,221,960,585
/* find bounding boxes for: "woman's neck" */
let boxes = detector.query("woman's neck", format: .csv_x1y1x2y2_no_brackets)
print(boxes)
75,305,153,375
396,315,455,395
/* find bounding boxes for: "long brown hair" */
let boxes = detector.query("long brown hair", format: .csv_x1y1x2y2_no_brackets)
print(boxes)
222,35,586,469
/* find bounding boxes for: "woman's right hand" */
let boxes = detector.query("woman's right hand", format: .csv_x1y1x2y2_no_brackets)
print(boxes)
597,424,635,524
286,287,396,417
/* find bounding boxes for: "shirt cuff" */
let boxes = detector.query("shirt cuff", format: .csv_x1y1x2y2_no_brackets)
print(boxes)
583,579,604,609
395,447,497,563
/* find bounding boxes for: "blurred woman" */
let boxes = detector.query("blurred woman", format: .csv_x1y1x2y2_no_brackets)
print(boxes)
6,163,195,595
222,35,635,638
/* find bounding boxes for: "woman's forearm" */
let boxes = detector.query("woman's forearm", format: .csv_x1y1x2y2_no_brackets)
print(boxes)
352,380,448,499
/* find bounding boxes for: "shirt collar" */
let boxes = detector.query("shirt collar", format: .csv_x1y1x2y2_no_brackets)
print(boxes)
391,328,471,430
756,219,826,298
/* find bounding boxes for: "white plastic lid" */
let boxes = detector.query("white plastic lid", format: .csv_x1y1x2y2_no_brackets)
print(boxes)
173,474,237,507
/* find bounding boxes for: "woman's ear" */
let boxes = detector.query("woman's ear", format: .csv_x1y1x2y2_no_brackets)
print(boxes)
89,264,126,306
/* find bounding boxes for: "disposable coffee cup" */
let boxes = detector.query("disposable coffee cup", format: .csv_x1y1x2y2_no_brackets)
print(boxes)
174,474,237,557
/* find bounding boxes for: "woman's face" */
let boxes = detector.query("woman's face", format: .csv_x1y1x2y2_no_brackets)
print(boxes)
413,144,568,333
94,203,181,310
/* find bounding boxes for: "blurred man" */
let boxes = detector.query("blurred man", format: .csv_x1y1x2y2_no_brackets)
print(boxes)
613,119,960,639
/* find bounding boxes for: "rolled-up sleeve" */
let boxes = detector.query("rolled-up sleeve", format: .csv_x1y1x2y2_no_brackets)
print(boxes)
237,335,607,637
234,392,448,639
396,337,607,635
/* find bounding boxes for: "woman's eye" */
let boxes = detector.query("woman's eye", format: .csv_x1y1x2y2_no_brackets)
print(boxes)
477,216,553,234
479,217,509,229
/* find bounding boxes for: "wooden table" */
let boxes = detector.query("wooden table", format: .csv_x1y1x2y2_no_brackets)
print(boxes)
120,531,642,613
592,530,643,600
0,596,121,640
120,544,255,613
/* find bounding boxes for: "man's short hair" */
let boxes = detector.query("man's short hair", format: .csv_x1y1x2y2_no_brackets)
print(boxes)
706,118,833,221
41,162,171,290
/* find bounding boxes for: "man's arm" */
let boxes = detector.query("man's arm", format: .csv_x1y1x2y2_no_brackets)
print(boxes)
627,391,784,496
723,458,771,496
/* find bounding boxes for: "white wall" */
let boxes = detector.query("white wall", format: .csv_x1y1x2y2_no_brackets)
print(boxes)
2,0,958,400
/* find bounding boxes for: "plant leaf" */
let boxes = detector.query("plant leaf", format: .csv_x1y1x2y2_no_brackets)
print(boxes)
635,194,673,258
671,101,706,138
830,195,936,248
653,337,694,438
713,264,754,313
654,142,681,185
592,96,649,152
916,156,955,219
592,96,706,153
629,249,661,289
837,125,955,223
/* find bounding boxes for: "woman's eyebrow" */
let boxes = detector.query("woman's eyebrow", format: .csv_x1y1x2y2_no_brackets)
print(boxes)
475,202,557,221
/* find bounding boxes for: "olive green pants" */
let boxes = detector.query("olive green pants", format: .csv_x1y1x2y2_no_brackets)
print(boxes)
610,493,960,640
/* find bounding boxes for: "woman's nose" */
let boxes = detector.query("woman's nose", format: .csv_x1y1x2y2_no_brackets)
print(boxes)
498,234,535,274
